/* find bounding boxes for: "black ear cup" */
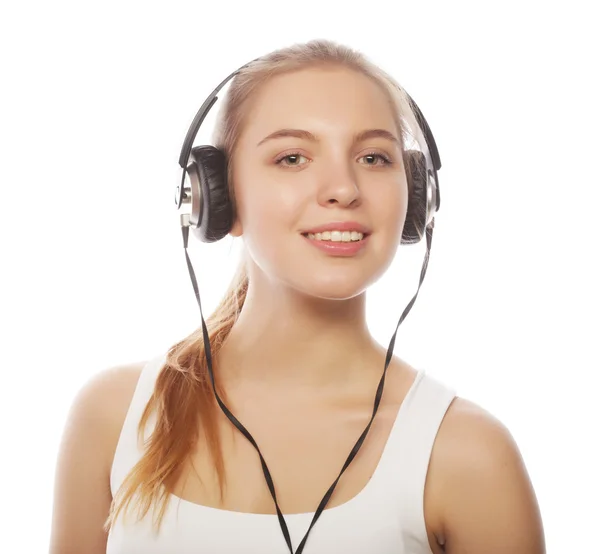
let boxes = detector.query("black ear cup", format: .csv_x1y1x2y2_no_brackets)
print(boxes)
187,145,232,243
402,150,430,245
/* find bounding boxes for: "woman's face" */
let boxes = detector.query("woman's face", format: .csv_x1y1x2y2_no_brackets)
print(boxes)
230,66,409,300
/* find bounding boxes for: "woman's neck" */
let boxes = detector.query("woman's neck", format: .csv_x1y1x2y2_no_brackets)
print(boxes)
215,282,381,390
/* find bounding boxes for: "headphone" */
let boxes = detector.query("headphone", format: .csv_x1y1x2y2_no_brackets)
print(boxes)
175,57,441,245
174,55,442,554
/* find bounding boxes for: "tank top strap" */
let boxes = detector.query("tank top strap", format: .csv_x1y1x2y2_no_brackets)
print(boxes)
109,353,167,495
373,369,457,548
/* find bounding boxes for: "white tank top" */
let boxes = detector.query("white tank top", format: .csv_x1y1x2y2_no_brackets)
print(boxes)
107,354,456,554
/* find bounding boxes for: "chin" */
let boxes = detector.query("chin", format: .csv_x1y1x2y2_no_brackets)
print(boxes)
292,275,373,302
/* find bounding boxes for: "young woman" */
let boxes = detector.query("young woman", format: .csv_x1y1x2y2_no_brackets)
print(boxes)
50,39,546,554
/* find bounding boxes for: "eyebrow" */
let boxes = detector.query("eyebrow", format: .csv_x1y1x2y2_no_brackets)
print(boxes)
256,128,401,147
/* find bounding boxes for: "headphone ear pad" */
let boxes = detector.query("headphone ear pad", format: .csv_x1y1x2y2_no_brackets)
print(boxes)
188,145,233,243
402,150,428,244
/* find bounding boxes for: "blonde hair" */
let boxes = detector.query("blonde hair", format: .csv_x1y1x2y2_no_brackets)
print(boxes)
105,38,421,534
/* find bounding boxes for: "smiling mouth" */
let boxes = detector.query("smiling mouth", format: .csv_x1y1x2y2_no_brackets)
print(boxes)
301,231,369,242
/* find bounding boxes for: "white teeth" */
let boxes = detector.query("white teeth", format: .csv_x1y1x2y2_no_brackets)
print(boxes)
306,231,365,242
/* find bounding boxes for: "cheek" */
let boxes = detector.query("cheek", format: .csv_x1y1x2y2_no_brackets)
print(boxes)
374,184,409,239
237,183,295,233
233,161,306,235
234,185,299,266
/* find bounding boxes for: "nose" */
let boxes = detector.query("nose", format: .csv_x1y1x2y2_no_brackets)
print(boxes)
317,158,362,208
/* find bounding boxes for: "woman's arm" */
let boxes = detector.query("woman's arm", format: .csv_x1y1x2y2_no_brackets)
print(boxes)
435,398,546,554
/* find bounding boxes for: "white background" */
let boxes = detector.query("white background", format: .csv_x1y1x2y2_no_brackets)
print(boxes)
1,1,598,552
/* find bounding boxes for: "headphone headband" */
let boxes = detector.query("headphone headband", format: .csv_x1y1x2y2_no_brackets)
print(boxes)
178,59,258,171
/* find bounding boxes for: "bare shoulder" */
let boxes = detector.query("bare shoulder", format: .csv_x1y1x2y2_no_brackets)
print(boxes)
66,361,147,464
435,396,513,460
86,362,147,449
428,396,546,554
49,361,146,554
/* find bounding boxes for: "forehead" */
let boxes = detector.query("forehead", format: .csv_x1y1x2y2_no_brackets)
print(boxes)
240,67,398,142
